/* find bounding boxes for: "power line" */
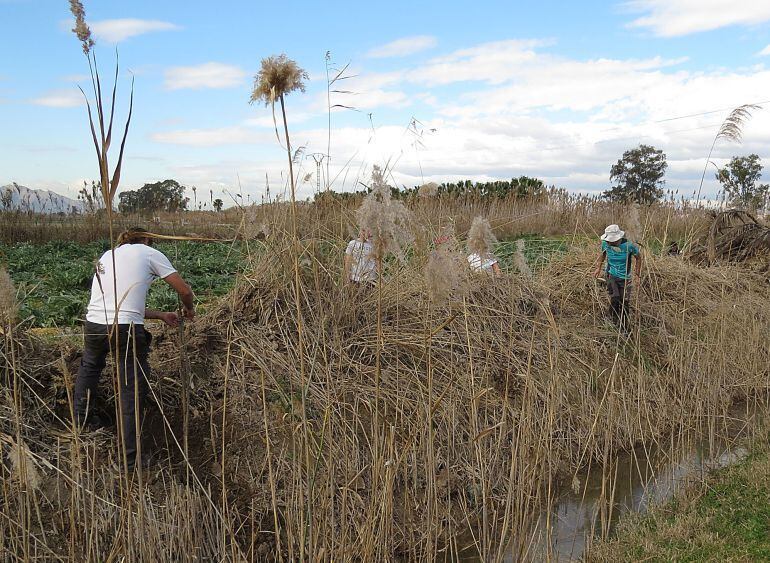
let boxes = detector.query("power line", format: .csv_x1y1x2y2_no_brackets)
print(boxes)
536,98,770,153
653,100,770,123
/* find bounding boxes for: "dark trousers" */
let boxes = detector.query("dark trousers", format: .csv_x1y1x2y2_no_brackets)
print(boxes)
606,275,631,328
74,321,151,467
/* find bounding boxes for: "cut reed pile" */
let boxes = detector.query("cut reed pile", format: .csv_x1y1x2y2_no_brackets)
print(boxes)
687,209,770,272
1,233,768,561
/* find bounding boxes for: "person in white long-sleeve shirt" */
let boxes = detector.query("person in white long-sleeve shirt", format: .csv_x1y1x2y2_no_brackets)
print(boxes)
74,227,195,472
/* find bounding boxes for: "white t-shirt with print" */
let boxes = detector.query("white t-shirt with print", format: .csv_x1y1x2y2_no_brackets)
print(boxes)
86,243,177,325
467,253,498,274
345,239,377,282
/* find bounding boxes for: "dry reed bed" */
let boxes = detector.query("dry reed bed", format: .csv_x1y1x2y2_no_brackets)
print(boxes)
1,192,708,245
1,235,768,561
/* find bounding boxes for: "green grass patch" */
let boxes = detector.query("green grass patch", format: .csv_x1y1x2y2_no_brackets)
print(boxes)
588,441,770,562
496,235,570,272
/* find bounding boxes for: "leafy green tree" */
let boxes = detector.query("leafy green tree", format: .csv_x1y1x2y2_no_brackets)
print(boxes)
429,176,546,199
117,190,139,214
510,176,546,198
118,179,189,214
716,154,769,210
604,144,667,204
213,198,224,212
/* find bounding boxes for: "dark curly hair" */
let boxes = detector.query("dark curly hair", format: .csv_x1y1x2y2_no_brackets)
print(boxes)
117,227,152,246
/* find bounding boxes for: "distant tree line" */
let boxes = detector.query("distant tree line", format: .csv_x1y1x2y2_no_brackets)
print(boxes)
314,175,551,202
603,144,768,210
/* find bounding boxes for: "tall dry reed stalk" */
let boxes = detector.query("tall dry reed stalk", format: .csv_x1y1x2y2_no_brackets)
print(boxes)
356,166,414,414
696,104,760,203
68,0,138,484
250,53,314,558
0,267,18,326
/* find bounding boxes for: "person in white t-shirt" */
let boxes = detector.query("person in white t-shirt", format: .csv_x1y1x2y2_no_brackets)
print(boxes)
467,252,501,275
344,229,378,284
73,227,195,472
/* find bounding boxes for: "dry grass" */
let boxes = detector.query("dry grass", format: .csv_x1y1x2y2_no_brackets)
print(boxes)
0,267,17,325
1,207,768,560
0,189,713,246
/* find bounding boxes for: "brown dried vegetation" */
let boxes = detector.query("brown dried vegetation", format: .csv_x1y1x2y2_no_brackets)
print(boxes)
1,212,769,560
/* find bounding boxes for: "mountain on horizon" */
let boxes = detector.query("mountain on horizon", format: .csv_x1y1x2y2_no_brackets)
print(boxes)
1,183,83,214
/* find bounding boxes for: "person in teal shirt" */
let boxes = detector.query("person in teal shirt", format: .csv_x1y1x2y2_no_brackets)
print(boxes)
592,224,642,329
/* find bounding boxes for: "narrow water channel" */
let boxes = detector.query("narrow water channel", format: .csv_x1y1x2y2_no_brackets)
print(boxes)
525,403,766,562
453,402,767,562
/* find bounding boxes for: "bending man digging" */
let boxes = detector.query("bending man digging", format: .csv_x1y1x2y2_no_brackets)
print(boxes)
73,227,195,472
592,224,642,331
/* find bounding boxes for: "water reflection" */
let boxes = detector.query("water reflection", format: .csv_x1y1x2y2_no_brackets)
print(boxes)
530,441,750,561
527,405,762,562
453,404,765,562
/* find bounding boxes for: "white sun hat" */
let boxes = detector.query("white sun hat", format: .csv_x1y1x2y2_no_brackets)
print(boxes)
600,224,624,242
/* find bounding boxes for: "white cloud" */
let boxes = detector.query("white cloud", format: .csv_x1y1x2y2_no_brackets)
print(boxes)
20,35,770,202
150,34,770,200
90,18,179,43
366,35,438,58
758,45,770,56
245,112,315,127
344,89,411,110
164,62,247,90
30,89,83,108
411,39,551,85
151,126,268,146
344,40,686,116
625,0,770,37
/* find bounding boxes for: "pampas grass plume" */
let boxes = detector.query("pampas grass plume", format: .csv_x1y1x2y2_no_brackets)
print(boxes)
249,54,308,106
356,165,413,262
69,0,94,54
513,239,532,278
467,216,497,257
627,203,642,242
426,227,466,302
418,182,439,198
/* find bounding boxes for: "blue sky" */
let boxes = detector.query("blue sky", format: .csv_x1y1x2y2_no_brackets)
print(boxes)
2,0,770,205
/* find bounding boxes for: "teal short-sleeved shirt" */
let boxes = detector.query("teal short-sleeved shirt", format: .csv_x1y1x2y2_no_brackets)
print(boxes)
602,239,639,280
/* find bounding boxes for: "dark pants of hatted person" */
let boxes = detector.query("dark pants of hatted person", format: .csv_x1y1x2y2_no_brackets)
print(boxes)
74,321,151,468
606,274,631,328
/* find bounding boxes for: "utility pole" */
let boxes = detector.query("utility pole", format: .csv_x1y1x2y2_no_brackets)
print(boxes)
308,153,326,193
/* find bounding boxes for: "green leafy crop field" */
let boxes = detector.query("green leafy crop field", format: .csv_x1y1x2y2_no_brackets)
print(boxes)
0,240,244,327
1,236,569,327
